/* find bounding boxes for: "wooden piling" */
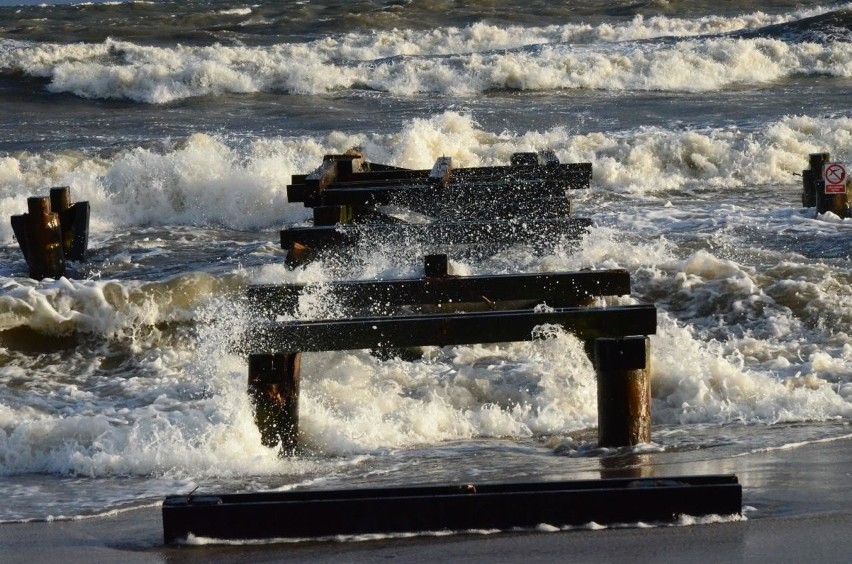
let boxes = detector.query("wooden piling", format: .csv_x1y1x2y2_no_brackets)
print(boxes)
248,352,301,454
23,196,65,280
595,336,651,447
49,187,75,259
424,253,449,278
802,152,829,208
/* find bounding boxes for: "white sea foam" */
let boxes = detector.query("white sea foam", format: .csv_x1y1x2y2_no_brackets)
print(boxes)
1,111,851,245
1,110,851,489
2,4,851,102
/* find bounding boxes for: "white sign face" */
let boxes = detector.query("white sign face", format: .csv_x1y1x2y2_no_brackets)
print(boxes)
823,162,847,194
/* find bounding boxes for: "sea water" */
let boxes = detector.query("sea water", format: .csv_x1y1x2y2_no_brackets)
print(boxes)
0,0,851,524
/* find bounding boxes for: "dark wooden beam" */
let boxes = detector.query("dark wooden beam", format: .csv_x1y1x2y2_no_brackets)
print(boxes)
253,304,656,353
162,474,742,543
248,269,631,314
280,217,592,251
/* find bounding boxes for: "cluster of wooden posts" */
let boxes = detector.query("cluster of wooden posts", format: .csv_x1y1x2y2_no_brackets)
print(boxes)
802,152,851,218
248,151,657,454
10,187,89,279
164,150,745,542
165,151,746,542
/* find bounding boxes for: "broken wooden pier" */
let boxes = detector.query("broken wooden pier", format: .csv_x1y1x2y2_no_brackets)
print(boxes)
281,150,592,265
161,151,743,545
247,255,656,454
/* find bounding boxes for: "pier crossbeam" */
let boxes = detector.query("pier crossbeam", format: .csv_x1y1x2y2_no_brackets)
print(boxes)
248,268,631,314
253,304,657,354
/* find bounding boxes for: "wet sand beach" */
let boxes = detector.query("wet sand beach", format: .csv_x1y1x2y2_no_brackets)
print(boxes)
3,434,852,563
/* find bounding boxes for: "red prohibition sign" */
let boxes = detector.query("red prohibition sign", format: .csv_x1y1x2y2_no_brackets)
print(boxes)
825,163,846,184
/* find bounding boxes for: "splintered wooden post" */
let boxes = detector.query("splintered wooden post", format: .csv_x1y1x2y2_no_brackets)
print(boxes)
424,253,448,278
24,196,65,280
595,336,651,447
248,352,301,454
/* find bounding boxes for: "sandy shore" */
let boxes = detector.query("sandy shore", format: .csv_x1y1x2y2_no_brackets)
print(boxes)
4,434,852,563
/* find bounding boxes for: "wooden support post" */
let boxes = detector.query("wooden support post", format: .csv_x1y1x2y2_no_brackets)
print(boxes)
803,152,829,209
313,205,353,226
595,336,651,447
248,352,301,454
424,253,449,278
23,196,65,280
49,186,90,261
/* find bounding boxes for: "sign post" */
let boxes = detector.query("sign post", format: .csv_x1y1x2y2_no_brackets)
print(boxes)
803,153,850,218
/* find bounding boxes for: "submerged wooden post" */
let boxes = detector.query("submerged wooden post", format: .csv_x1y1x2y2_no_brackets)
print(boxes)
802,152,829,208
22,196,66,280
595,336,651,447
248,352,301,454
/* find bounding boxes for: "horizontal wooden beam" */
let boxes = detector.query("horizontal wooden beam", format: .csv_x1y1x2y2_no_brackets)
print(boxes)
287,155,592,205
280,217,592,251
162,474,742,543
248,269,631,314
253,304,656,353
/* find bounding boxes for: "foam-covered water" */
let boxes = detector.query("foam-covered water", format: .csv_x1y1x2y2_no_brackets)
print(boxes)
1,0,851,525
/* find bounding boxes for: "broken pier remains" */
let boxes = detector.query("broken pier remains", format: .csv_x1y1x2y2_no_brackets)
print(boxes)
163,151,742,544
247,256,656,454
281,150,592,265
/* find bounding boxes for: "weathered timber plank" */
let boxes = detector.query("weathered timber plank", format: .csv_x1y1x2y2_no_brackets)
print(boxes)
280,217,592,250
288,158,591,205
311,178,574,209
248,269,631,313
253,304,657,353
162,475,742,543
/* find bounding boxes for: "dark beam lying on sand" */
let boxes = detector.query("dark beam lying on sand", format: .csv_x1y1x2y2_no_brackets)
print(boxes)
162,474,742,543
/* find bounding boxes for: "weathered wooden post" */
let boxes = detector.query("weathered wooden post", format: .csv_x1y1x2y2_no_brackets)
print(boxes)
18,196,66,280
595,336,651,447
801,152,829,208
248,352,301,454
49,186,90,261
424,253,449,278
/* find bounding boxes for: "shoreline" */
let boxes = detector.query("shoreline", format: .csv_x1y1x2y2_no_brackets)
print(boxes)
3,435,852,562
